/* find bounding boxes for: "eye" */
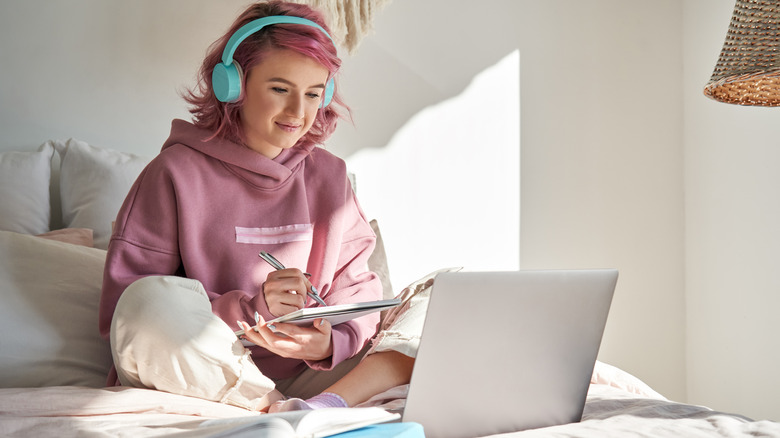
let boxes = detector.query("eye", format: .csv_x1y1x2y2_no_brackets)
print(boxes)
271,87,288,94
306,92,321,99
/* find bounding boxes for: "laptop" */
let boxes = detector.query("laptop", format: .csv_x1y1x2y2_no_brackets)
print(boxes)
400,269,618,438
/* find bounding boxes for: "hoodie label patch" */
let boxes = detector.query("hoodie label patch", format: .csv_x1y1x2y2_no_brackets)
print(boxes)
235,224,313,244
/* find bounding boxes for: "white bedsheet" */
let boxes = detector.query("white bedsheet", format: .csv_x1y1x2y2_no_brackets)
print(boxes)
1,363,778,438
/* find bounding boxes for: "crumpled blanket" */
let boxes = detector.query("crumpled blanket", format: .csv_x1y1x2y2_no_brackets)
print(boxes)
493,384,780,437
0,385,256,437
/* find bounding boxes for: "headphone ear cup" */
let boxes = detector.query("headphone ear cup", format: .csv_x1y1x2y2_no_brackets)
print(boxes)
212,62,243,103
321,77,335,108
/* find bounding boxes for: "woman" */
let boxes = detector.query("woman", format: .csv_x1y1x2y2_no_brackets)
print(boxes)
99,0,419,412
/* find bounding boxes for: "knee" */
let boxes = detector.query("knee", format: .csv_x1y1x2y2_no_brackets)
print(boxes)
120,276,167,309
118,275,207,313
112,276,210,347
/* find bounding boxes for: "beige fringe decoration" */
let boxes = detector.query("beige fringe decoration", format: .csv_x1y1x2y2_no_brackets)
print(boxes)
704,0,780,106
290,0,392,54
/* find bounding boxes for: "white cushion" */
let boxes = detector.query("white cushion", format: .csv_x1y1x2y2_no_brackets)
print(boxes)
0,231,112,388
368,219,394,300
54,138,151,249
0,143,54,235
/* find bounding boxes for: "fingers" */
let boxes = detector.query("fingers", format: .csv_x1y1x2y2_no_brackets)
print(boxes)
264,269,309,315
238,318,333,361
268,269,315,298
276,292,306,313
313,318,331,335
266,268,307,287
262,320,304,338
238,315,294,347
237,320,266,347
301,273,314,295
266,319,329,337
269,319,332,360
238,318,277,349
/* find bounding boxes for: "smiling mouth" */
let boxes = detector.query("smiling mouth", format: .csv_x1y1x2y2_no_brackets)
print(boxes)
276,122,301,133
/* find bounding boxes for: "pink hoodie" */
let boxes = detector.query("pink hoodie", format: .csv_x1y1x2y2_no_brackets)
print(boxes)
100,119,381,381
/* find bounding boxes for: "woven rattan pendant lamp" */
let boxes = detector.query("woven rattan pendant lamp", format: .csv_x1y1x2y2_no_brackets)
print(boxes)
704,0,780,106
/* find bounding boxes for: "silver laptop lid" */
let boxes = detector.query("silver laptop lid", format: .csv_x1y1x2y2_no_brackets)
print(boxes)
402,269,617,438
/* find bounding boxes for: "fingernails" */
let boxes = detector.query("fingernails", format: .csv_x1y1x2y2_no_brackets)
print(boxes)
319,319,325,326
267,324,276,332
254,311,260,323
237,320,244,330
303,272,312,278
310,285,318,294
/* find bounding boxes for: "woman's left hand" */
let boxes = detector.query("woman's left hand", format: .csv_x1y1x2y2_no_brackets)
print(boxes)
238,317,333,361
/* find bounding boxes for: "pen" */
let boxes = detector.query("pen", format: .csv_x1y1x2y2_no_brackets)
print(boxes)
259,251,327,306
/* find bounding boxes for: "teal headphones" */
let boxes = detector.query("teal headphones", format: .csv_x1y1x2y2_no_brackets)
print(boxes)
212,15,336,107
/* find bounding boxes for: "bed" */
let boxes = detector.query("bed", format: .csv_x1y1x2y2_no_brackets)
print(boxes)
1,139,779,437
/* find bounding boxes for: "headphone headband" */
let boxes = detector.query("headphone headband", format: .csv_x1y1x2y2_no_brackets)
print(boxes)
221,16,333,66
213,15,336,106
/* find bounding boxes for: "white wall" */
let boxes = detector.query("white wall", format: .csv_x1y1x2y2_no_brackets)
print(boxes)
7,0,779,421
0,1,251,155
514,1,686,404
332,0,686,404
684,0,780,421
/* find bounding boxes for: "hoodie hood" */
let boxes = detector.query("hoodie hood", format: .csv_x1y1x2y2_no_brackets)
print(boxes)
161,119,316,190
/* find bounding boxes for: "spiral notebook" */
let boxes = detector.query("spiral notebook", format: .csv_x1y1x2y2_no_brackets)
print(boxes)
235,298,402,336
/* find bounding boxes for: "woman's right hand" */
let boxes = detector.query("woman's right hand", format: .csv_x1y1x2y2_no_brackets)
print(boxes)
262,268,312,317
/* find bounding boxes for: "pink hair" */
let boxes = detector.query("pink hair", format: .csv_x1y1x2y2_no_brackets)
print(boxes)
183,1,347,147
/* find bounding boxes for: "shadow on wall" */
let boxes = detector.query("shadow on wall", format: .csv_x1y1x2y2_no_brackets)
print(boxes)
345,50,520,289
327,0,523,159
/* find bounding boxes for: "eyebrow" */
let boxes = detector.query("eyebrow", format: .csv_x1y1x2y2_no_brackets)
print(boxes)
267,77,326,89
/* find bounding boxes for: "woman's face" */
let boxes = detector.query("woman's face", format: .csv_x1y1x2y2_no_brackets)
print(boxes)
240,48,329,158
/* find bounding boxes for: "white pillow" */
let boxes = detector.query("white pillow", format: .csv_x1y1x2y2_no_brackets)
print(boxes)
0,143,54,235
0,230,112,388
54,138,151,249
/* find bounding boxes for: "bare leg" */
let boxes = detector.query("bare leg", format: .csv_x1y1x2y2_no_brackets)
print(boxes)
270,351,415,411
325,350,415,407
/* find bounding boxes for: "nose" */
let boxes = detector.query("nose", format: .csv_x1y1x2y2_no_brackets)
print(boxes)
285,94,306,118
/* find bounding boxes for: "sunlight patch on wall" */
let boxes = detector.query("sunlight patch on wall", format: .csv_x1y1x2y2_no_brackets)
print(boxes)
347,50,520,289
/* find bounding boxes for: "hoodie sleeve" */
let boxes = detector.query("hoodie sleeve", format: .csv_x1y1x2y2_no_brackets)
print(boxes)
98,161,182,340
